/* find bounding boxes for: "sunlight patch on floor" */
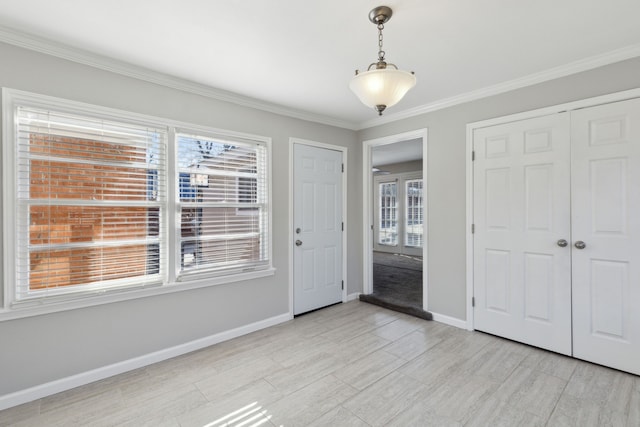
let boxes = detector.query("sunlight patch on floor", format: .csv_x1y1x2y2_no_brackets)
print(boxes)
202,401,273,427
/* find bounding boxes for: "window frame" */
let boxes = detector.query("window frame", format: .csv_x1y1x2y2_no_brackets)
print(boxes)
1,88,274,321
377,180,399,247
404,178,424,248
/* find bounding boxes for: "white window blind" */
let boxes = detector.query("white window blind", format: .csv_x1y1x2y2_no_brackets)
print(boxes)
405,178,424,247
176,132,269,276
14,105,167,301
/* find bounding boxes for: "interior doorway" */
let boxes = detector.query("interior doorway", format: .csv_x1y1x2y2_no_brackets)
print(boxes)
361,130,431,319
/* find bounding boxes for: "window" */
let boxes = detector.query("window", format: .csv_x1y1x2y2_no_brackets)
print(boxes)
374,172,423,256
12,104,166,303
405,179,424,247
2,89,272,313
378,182,398,246
176,132,269,276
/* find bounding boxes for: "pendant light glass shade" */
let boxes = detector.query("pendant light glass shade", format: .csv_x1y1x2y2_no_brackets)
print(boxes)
351,6,416,115
350,68,416,113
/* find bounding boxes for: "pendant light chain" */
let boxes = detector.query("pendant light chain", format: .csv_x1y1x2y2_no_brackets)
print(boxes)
377,22,386,63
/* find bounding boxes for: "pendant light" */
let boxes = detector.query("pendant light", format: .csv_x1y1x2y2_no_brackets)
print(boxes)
350,6,416,116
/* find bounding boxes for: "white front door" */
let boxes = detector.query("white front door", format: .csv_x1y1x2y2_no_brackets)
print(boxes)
473,113,572,355
293,144,343,315
571,98,640,375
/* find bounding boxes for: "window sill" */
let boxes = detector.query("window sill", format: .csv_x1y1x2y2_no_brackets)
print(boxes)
0,267,276,322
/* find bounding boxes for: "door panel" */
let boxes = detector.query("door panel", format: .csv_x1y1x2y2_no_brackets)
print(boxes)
473,113,572,355
293,144,343,315
571,98,640,375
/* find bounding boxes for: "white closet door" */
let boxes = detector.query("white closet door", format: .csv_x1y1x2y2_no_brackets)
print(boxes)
473,113,572,355
571,98,640,375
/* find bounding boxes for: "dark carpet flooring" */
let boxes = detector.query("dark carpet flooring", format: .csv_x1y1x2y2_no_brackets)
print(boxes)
360,251,432,320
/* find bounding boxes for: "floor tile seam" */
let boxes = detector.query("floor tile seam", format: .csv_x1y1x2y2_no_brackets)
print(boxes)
359,317,399,328
455,384,503,426
336,353,414,393
386,324,426,341
377,348,414,373
267,357,348,394
38,386,126,418
530,370,570,427
335,325,380,344
333,344,391,364
303,403,353,427
343,405,375,427
339,368,414,409
509,357,581,393
261,369,332,399
193,381,224,405
376,341,426,366
379,340,428,362
275,373,359,417
370,365,439,403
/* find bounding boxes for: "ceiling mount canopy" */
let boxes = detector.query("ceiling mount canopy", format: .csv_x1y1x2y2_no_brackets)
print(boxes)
350,5,416,116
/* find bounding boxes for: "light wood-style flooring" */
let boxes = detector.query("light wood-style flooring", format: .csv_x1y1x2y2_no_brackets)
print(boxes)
1,300,638,426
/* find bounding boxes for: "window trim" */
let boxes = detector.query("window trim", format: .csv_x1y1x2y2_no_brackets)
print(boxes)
1,88,274,321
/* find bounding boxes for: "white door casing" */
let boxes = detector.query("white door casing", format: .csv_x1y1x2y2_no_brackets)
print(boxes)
362,129,428,302
473,113,572,355
571,98,640,375
293,143,343,315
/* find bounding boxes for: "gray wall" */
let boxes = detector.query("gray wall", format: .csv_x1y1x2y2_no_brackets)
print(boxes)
358,57,640,321
0,41,361,396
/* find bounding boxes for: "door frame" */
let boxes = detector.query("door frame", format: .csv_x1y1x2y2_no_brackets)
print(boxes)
289,137,348,317
362,129,429,311
465,87,640,331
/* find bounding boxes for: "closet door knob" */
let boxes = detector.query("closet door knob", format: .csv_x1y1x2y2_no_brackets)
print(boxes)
574,241,586,250
557,239,568,247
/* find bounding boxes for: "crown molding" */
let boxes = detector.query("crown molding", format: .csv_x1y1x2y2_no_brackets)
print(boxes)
2,25,639,133
0,25,359,131
357,43,640,130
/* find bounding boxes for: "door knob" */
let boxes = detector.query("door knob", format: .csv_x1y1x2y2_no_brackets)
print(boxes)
557,239,568,247
295,240,303,246
574,241,586,250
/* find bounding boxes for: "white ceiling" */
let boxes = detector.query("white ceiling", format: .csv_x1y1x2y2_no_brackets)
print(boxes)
372,138,422,167
1,1,640,129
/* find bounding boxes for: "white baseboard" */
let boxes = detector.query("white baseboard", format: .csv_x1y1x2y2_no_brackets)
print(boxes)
0,312,291,411
431,311,469,330
346,292,360,302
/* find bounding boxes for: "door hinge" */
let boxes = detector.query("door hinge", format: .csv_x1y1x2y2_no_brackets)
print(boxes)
342,163,344,173
471,223,475,234
341,280,344,290
472,297,475,307
342,222,344,231
472,150,475,161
